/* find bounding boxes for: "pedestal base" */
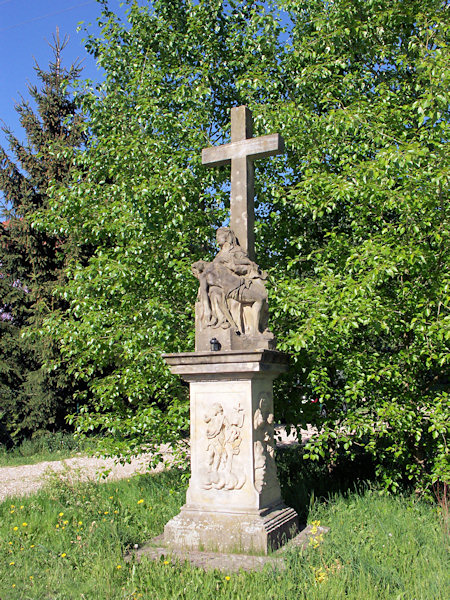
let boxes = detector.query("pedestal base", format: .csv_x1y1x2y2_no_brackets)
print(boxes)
164,504,298,554
195,320,277,352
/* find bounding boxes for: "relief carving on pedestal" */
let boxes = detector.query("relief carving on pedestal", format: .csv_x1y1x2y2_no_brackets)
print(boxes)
253,393,279,494
201,401,246,491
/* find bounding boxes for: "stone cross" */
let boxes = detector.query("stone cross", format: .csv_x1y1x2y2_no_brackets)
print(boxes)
162,106,299,555
202,106,284,261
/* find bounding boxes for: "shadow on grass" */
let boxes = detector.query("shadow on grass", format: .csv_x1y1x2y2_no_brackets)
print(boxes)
276,445,376,523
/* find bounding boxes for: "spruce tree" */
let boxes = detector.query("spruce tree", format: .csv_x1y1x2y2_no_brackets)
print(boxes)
0,30,86,442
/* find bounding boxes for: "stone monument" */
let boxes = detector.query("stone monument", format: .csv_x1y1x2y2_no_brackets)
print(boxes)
163,106,298,554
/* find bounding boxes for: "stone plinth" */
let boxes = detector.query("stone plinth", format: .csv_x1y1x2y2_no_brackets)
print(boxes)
194,305,276,352
163,350,299,554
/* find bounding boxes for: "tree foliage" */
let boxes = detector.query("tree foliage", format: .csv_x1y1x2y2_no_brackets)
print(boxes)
0,32,86,441
271,0,450,491
39,0,449,489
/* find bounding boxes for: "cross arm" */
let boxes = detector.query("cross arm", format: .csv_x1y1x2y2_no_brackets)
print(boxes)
202,133,285,167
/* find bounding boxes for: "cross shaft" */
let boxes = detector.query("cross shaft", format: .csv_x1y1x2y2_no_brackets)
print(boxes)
202,106,284,261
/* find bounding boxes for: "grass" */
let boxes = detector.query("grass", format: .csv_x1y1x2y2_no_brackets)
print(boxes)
0,433,98,467
0,467,448,600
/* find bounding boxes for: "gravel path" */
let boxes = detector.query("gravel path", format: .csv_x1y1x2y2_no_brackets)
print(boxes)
0,452,166,503
0,426,311,502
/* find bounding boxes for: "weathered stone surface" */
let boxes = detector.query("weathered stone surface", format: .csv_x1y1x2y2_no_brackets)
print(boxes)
202,106,284,261
195,324,276,353
164,505,298,554
126,525,330,572
192,227,275,351
195,107,284,351
201,134,284,165
163,349,289,374
162,351,298,554
158,107,296,558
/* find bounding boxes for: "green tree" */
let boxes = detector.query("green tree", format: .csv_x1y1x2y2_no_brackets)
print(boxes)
0,31,86,441
41,0,449,489
272,0,450,490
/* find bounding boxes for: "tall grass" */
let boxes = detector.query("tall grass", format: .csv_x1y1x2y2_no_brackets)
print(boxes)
0,468,447,600
0,432,98,467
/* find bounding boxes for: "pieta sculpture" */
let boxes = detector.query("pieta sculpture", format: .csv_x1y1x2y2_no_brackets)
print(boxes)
193,227,273,349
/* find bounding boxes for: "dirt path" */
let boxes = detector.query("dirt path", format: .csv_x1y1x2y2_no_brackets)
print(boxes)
0,426,310,502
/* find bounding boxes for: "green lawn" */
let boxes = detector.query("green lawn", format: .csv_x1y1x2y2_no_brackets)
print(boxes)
0,467,448,600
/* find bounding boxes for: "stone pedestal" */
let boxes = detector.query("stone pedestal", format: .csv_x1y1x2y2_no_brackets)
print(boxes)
163,350,299,554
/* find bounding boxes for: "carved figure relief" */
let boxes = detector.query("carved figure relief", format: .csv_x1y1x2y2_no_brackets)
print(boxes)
253,393,279,494
192,227,272,339
202,401,246,491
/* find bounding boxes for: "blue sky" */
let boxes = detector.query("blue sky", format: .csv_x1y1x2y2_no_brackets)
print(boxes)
0,0,127,147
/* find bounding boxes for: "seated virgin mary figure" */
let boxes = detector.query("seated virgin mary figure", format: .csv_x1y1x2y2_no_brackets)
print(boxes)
192,227,269,337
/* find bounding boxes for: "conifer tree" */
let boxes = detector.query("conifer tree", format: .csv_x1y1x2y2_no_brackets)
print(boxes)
0,30,86,442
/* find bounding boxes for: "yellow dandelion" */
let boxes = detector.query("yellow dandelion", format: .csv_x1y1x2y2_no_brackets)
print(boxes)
315,569,327,583
13,526,18,531
59,512,64,517
116,565,122,569
78,521,82,525
109,496,114,499
10,509,15,513
56,524,59,528
163,560,169,565
10,505,15,509
312,565,328,583
9,561,15,566
61,553,67,558
29,575,34,580
30,544,35,548
137,499,144,504
22,522,28,527
63,520,68,525
20,505,24,509
104,511,109,515
12,584,16,588
114,510,119,514
8,542,12,545
225,575,231,581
